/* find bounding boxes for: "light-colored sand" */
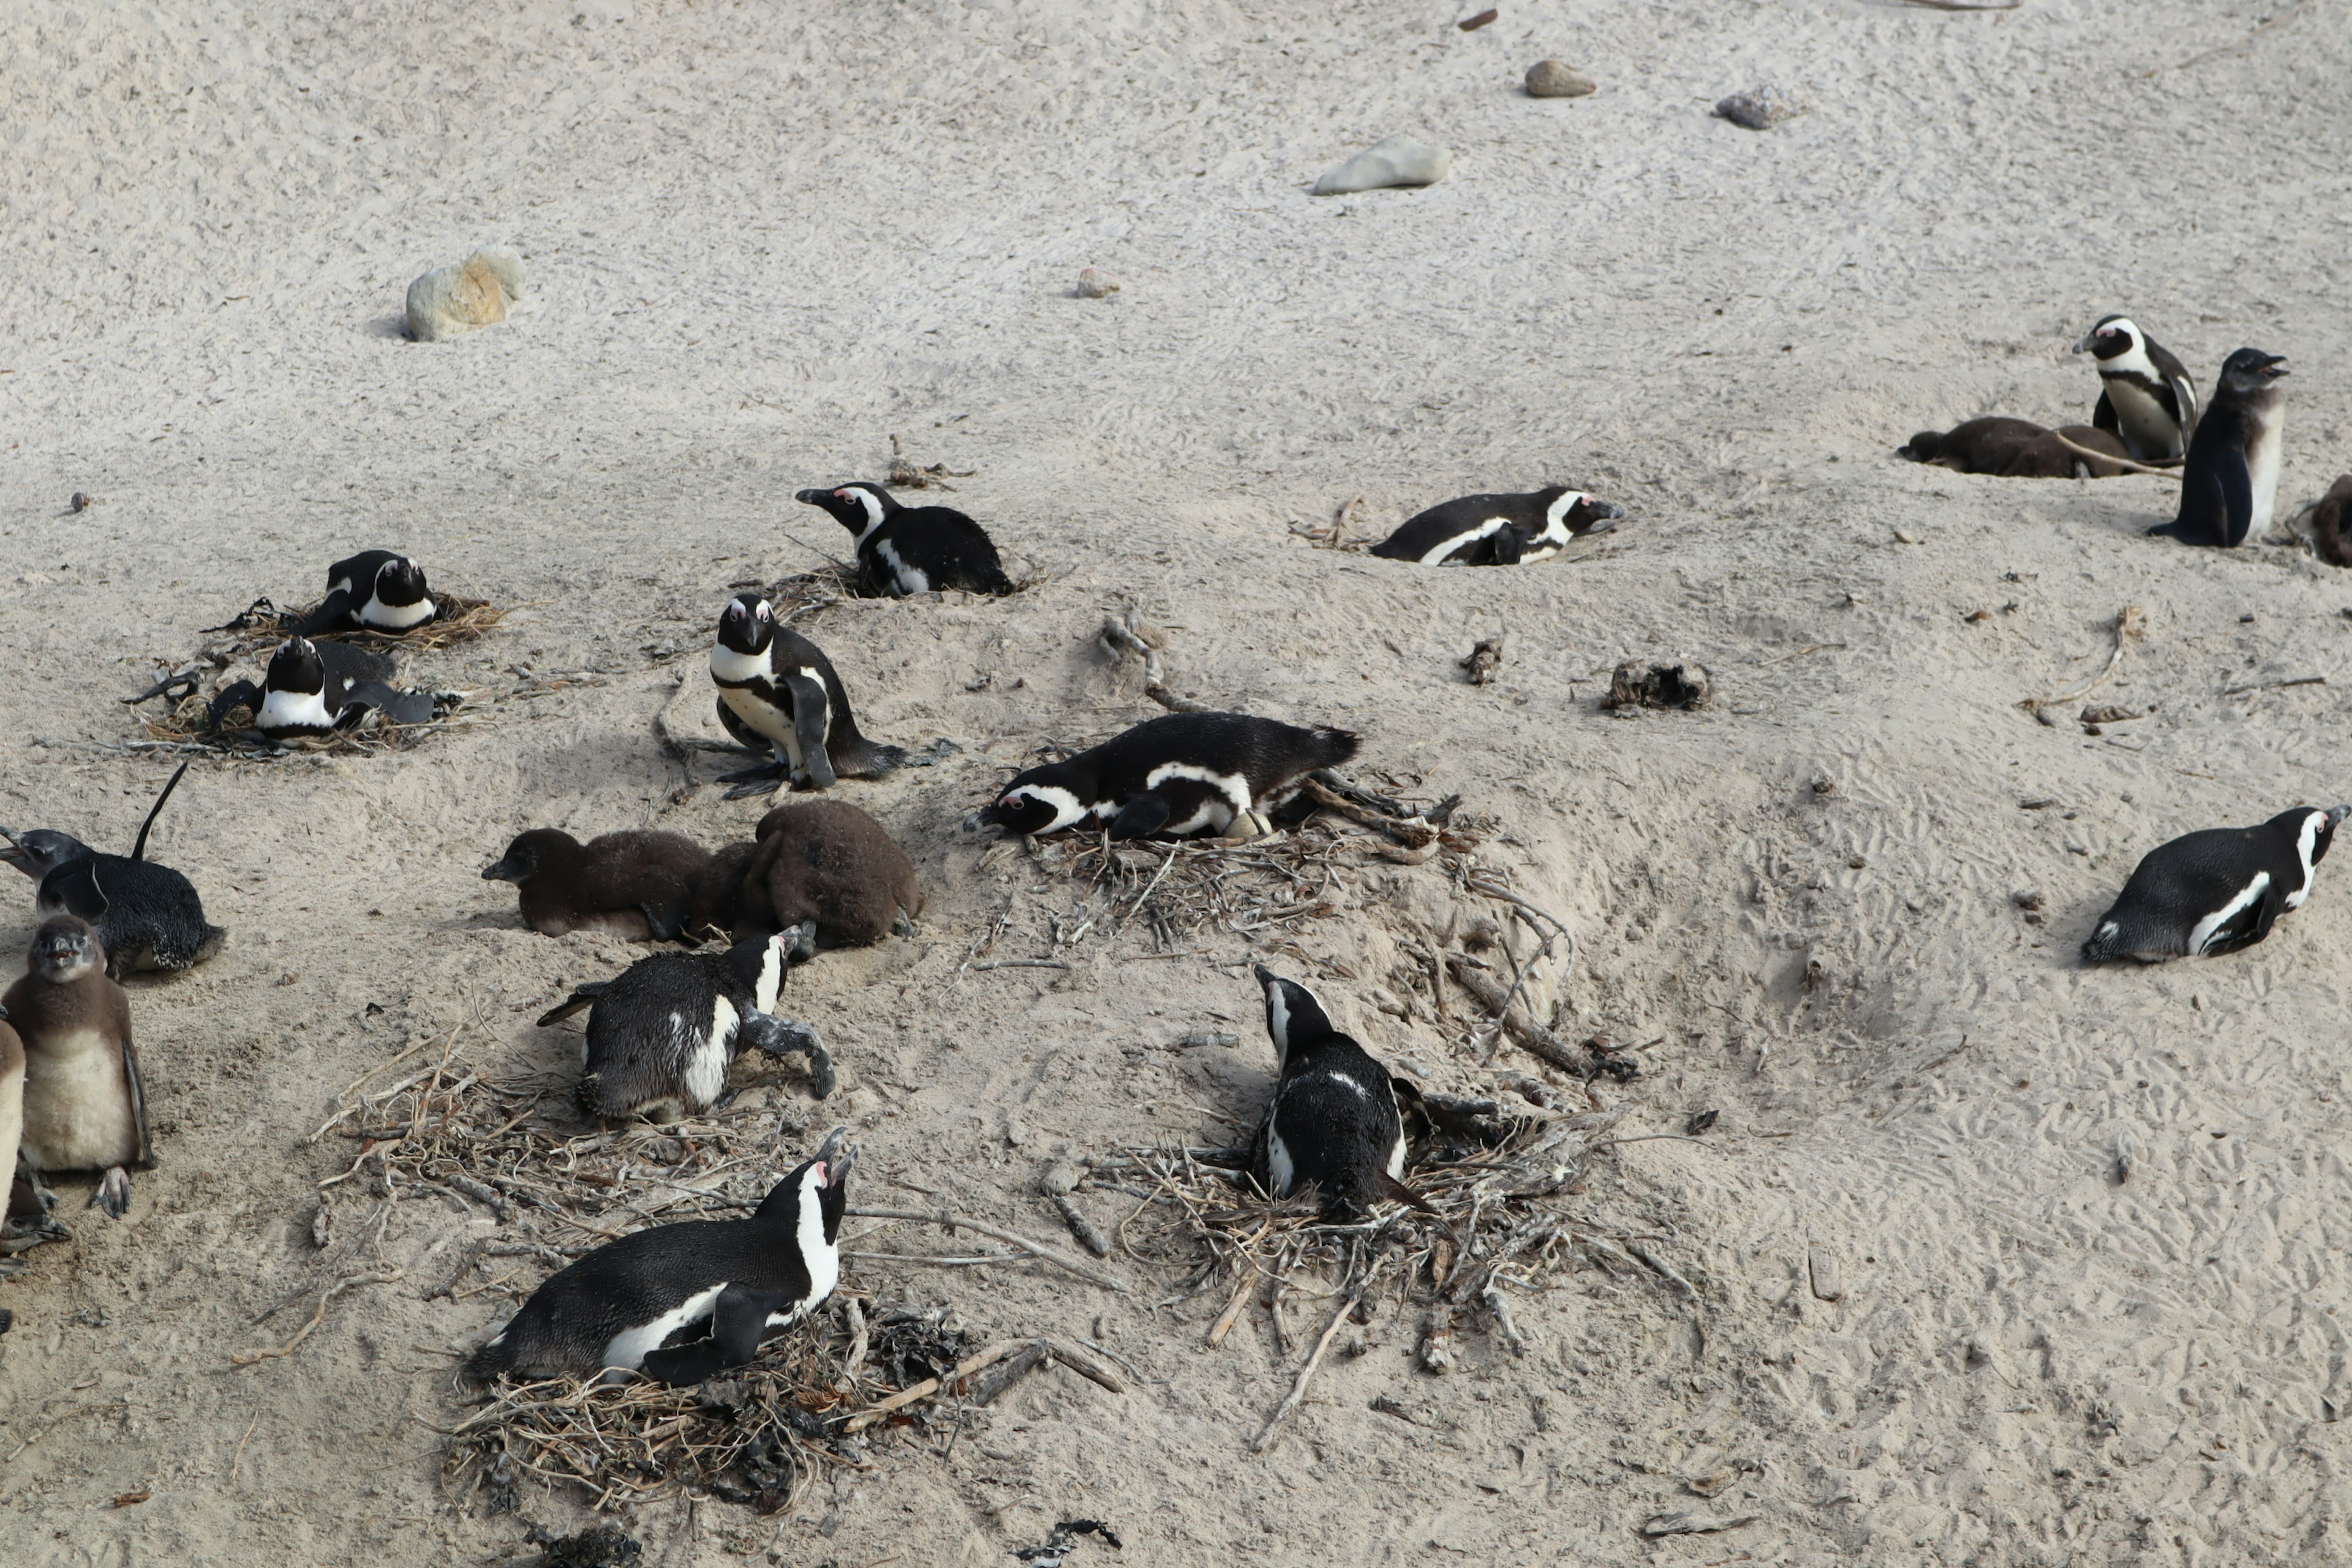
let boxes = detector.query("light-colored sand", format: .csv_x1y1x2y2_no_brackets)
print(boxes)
5,2,2352,1563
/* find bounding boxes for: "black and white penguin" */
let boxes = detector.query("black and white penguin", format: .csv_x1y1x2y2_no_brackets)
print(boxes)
1369,487,1624,565
2,916,151,1218
482,828,710,941
294,550,438,636
206,636,437,741
979,712,1359,841
1902,417,2130,478
2074,315,2199,463
795,483,1014,598
2150,349,2289,549
709,594,905,797
466,1127,853,1385
1250,967,1430,1219
538,927,834,1119
2082,805,2347,962
0,763,227,978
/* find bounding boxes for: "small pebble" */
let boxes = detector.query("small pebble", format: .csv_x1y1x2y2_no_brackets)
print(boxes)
1525,60,1596,99
1075,266,1121,300
1458,7,1499,30
1714,88,1790,132
69,492,93,512
1313,137,1453,195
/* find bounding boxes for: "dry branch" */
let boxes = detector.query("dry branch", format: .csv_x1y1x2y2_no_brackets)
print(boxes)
844,1208,1129,1292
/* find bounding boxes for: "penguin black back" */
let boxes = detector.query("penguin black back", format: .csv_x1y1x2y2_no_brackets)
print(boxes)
2075,315,2199,462
1250,967,1411,1219
709,593,905,796
2151,349,2288,549
467,1129,853,1385
2083,805,2346,963
980,712,1359,840
1370,486,1623,565
796,482,1013,598
0,764,226,977
295,550,437,635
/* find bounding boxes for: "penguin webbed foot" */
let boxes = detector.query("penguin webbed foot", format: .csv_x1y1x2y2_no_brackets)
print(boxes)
783,919,819,965
891,907,919,939
742,1012,834,1098
91,1167,133,1220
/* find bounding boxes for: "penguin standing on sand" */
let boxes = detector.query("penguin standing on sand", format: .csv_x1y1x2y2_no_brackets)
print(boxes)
1,763,227,978
2075,316,2199,462
481,828,710,941
979,712,1359,841
2150,349,2288,549
2082,805,2346,962
466,1127,853,1385
537,928,834,1119
206,637,438,740
4,917,151,1218
795,483,1014,598
709,594,905,797
1250,967,1431,1219
295,551,438,635
1370,487,1624,565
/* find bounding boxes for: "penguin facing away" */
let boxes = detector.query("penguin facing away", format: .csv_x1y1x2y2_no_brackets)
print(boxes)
1369,486,1624,565
2150,349,2288,549
741,800,924,947
2075,315,2199,462
709,593,905,799
0,762,227,978
466,1126,853,1385
1902,417,2130,479
794,483,1014,598
539,928,834,1120
2,916,151,1218
2310,473,2352,568
2082,805,2347,962
980,712,1360,841
1250,967,1431,1219
295,550,437,636
481,828,710,942
206,636,437,741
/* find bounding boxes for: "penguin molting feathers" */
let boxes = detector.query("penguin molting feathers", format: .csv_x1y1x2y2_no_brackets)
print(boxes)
1251,967,1434,1220
467,1127,854,1386
2074,315,2199,463
980,712,1359,842
795,482,1014,598
709,593,907,798
2150,348,2288,549
1369,486,1624,566
295,550,437,636
205,636,437,741
482,827,709,941
1,762,227,977
2082,805,2347,963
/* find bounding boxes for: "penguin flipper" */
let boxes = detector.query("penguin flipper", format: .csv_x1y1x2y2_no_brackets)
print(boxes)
535,984,609,1028
2201,879,2285,957
292,587,356,637
2092,390,2119,437
345,680,437,726
782,671,839,790
2154,453,2234,546
2215,445,2255,548
1108,793,1175,840
1490,526,1526,566
638,1285,785,1385
711,696,767,755
40,861,109,923
206,680,263,732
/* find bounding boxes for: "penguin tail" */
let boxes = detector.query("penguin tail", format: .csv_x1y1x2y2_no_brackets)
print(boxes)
835,738,905,778
1377,1172,1444,1219
194,925,228,965
1310,726,1361,771
462,1336,514,1386
2079,919,2124,965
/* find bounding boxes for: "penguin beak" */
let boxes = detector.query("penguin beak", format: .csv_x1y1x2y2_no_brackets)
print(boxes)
793,488,829,506
814,1124,850,1167
481,858,520,882
1252,963,1276,988
2071,333,2096,353
2329,805,2351,828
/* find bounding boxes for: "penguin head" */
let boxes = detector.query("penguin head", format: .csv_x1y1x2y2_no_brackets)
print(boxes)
794,483,894,538
1255,965,1335,1067
265,638,328,696
0,827,93,880
29,914,103,984
979,775,1090,837
372,554,432,610
2275,805,2351,870
1539,486,1624,538
717,592,778,656
2074,315,2145,363
2218,348,2288,396
481,827,579,884
758,1125,854,1243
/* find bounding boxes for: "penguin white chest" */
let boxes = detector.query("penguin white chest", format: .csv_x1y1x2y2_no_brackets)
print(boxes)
2106,378,2178,452
874,540,929,597
683,998,737,1107
362,595,436,631
2246,417,2283,534
20,1029,138,1170
258,685,337,735
602,1283,727,1371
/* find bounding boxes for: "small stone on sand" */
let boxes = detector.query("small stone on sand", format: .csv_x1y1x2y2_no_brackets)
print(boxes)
1076,267,1121,299
1714,89,1790,132
405,246,528,342
1525,61,1596,98
1312,137,1453,196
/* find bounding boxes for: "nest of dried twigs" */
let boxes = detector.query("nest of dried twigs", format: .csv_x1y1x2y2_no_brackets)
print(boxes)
202,594,506,656
132,688,470,754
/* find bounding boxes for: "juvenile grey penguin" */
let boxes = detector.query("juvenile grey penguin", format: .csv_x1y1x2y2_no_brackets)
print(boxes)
980,712,1359,841
466,1127,853,1385
1,762,227,978
1249,967,1433,1219
0,1007,23,1244
2,917,150,1218
2150,349,2288,549
1902,417,2130,478
538,929,833,1120
481,827,710,941
2075,315,2199,462
1369,486,1624,565
294,550,437,636
708,593,906,798
794,483,1014,597
206,637,437,741
741,800,923,947
2082,805,2346,962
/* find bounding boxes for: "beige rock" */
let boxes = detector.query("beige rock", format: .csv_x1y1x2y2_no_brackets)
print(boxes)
1525,61,1596,98
1076,266,1121,298
405,246,528,342
1312,137,1452,196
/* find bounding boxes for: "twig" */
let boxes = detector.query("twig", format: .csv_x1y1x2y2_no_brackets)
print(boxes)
840,1340,1023,1433
230,1270,402,1365
1253,1259,1385,1452
2022,605,2143,721
2149,0,2313,75
971,960,1071,973
1483,1280,1526,1355
1052,1193,1112,1257
1898,0,2020,9
2047,430,2183,480
2222,675,2325,697
1445,957,1586,1076
843,1208,1128,1292
1101,612,1214,715
228,1415,260,1485
842,1250,1029,1267
1624,1243,1697,1298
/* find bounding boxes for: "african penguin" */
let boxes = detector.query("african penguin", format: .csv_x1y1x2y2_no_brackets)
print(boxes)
2082,805,2347,962
709,593,906,798
482,828,710,942
206,636,437,741
1369,486,1624,566
1,763,227,978
1902,417,2130,479
538,928,834,1121
0,1006,23,1248
979,712,1360,842
741,800,924,947
2310,473,2352,568
467,1126,853,1385
2,917,151,1218
1250,967,1430,1219
2150,349,2288,549
2075,315,2199,463
795,482,1014,598
295,550,438,636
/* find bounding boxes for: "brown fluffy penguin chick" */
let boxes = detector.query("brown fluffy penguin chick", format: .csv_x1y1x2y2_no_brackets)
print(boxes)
1904,417,2128,478
743,801,923,946
2,916,149,1219
2309,475,2352,567
0,1007,24,1234
685,841,760,938
482,828,710,941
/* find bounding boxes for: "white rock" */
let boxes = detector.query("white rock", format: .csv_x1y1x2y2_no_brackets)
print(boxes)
405,246,528,342
1076,266,1121,298
1311,137,1452,196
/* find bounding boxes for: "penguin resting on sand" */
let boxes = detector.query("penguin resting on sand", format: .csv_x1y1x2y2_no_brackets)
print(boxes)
481,828,709,941
2309,473,2352,567
740,800,923,947
3,917,151,1218
2075,315,2199,463
1,763,227,978
2150,349,2288,549
1902,418,2130,478
2082,805,2346,962
206,637,438,741
1369,487,1623,565
1250,967,1434,1219
466,1127,852,1385
294,551,438,636
979,712,1359,841
709,594,907,797
794,482,1014,598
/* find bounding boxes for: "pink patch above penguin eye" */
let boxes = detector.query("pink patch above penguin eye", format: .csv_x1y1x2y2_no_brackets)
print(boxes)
813,1161,830,1185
